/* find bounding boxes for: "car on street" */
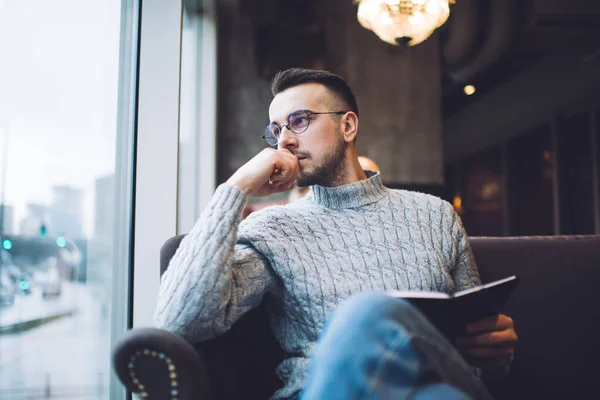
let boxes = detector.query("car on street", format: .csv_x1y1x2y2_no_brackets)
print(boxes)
0,268,15,307
35,258,62,298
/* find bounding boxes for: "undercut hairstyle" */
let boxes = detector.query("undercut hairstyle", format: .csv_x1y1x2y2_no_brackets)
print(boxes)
271,68,359,117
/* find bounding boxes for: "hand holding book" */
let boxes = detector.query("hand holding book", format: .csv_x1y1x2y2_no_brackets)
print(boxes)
388,275,520,373
388,275,519,339
456,313,518,371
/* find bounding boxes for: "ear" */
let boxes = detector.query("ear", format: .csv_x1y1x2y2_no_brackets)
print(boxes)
340,112,358,143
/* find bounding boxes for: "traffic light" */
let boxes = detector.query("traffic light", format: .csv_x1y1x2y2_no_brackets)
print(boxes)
1,238,12,250
56,236,67,248
40,224,47,237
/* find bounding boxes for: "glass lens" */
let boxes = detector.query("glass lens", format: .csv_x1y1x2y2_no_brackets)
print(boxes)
289,111,310,133
264,124,279,146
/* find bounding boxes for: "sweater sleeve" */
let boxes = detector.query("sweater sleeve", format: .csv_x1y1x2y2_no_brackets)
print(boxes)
153,183,278,344
446,203,482,291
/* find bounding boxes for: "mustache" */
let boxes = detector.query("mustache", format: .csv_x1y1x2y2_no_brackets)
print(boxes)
291,151,311,159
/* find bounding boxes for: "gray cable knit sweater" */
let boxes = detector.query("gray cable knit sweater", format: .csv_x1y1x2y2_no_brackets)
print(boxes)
154,171,482,399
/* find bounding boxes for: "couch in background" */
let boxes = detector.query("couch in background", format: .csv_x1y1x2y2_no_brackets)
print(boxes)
113,235,600,399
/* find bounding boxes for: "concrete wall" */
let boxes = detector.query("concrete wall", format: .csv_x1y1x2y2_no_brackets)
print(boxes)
216,1,272,183
217,0,444,184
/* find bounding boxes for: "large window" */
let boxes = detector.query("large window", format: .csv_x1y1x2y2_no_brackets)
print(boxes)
557,111,595,235
454,146,505,237
448,106,600,237
508,125,555,236
0,0,137,397
177,6,217,234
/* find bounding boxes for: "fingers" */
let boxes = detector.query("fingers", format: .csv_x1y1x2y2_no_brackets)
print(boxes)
455,329,518,347
456,319,518,370
267,182,295,196
269,174,295,190
466,314,513,335
269,169,296,187
269,150,299,187
458,344,515,369
228,148,300,197
457,338,516,370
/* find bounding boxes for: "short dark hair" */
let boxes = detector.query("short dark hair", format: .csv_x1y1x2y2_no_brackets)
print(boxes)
271,68,359,116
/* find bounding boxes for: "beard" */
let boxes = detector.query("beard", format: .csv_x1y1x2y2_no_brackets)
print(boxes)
296,134,347,187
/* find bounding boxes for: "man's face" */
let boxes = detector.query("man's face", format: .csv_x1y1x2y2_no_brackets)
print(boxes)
268,83,347,187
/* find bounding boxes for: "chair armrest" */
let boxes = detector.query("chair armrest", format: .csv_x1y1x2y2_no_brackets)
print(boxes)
112,327,212,400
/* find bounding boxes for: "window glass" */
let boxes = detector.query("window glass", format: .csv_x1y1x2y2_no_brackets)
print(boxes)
0,0,132,397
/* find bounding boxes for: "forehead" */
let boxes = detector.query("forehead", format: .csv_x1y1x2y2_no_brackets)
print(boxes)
268,83,334,122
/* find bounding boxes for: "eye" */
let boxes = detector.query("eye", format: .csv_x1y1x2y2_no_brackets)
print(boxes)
290,113,309,130
293,116,308,125
266,124,280,137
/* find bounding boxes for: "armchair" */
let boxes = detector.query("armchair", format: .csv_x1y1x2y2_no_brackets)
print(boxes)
113,235,600,399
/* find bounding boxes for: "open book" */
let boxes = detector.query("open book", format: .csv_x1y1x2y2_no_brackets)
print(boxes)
388,276,520,339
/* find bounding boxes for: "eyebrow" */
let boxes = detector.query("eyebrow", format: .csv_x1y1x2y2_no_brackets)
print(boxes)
269,114,286,126
269,109,305,126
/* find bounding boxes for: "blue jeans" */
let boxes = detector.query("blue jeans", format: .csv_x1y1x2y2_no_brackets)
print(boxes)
299,292,493,400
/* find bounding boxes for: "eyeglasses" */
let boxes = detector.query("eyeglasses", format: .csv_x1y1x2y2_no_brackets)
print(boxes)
262,109,348,146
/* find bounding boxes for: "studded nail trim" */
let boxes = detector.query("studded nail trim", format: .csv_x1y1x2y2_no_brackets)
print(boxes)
128,348,179,399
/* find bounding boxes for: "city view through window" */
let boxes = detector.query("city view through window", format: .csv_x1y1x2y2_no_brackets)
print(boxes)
0,0,126,397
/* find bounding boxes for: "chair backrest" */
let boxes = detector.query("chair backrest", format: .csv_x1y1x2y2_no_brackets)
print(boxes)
469,235,600,400
160,234,284,400
160,234,186,278
160,235,600,400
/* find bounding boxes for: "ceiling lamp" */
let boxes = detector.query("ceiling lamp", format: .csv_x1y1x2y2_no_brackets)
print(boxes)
357,0,454,46
463,84,476,95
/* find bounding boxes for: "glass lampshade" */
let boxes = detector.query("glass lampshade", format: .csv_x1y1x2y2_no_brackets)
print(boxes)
357,0,452,46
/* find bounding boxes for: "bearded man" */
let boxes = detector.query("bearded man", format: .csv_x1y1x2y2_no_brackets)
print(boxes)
154,68,517,400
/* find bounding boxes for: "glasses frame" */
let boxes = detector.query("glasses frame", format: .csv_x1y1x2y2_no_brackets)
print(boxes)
262,109,348,146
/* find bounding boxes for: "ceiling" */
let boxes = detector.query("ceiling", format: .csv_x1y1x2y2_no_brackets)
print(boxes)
440,0,600,118
187,0,600,118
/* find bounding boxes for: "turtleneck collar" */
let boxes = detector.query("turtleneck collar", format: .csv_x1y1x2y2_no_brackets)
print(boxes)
305,170,388,209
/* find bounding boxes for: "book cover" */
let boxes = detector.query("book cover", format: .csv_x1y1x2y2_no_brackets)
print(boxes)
388,276,520,339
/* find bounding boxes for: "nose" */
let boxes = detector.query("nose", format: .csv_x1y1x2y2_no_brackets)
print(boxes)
277,126,298,150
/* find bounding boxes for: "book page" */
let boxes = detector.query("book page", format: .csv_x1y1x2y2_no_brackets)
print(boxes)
387,290,450,299
453,275,518,298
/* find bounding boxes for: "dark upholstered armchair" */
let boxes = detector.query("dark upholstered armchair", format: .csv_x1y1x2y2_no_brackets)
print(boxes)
112,235,600,400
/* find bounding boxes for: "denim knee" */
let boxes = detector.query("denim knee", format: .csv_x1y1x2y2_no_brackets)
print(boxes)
307,292,426,396
315,291,421,354
305,292,489,400
329,291,417,331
